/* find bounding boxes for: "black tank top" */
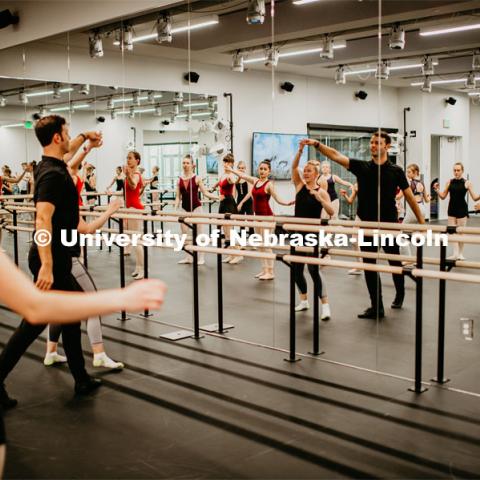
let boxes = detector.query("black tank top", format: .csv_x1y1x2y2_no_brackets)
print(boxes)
116,178,124,191
85,174,95,192
325,175,337,201
236,182,252,204
295,185,323,218
151,175,159,190
448,178,468,218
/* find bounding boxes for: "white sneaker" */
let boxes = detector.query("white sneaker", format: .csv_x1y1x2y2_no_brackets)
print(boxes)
178,257,193,264
44,352,67,366
348,268,362,275
321,303,331,321
134,272,144,280
295,300,309,312
93,354,124,370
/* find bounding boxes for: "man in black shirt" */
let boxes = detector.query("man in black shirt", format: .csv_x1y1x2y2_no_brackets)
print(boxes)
0,115,103,408
303,132,424,319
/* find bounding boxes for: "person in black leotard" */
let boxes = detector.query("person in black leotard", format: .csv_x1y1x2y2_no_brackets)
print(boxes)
434,162,479,260
145,166,160,203
291,141,334,319
107,166,125,193
235,161,254,239
83,163,96,205
319,161,353,219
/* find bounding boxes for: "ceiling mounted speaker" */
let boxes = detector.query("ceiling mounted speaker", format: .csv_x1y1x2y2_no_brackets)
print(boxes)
445,96,457,106
0,9,19,29
280,81,295,92
355,90,368,100
184,71,200,83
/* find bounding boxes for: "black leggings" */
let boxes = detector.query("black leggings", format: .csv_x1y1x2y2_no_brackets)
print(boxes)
293,252,326,298
0,250,88,385
360,241,404,308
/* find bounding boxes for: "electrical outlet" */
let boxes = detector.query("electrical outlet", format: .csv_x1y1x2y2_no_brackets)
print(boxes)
460,318,474,341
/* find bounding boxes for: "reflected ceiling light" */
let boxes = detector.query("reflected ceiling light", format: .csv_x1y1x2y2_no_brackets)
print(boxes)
79,84,90,95
265,47,280,67
411,75,480,86
335,66,346,84
133,15,219,43
1,123,24,128
177,111,211,119
113,29,121,46
473,50,480,70
19,90,28,104
319,36,334,60
243,41,346,64
389,25,405,50
375,61,390,80
112,93,162,104
420,22,480,36
0,96,6,107
25,87,73,98
156,14,172,43
107,97,114,109
135,108,156,113
293,0,321,4
465,71,477,89
346,60,438,76
128,106,135,119
421,76,432,93
50,104,89,112
89,33,103,58
124,25,134,51
421,56,435,76
246,0,265,25
232,52,245,72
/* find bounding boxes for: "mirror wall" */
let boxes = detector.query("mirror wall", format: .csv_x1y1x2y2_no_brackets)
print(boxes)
0,0,479,399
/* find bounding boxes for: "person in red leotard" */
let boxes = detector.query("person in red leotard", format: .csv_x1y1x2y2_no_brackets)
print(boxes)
175,155,220,265
227,159,294,280
210,154,241,263
124,151,145,279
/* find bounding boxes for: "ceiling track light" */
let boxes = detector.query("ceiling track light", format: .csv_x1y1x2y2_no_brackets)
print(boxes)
465,71,477,90
335,66,346,85
107,97,114,110
156,14,172,43
319,36,334,60
53,83,61,99
375,61,390,80
174,92,183,103
173,104,180,115
422,56,435,76
110,109,117,120
421,76,432,93
128,106,135,119
79,84,90,95
147,91,155,104
0,96,6,107
154,106,162,116
232,52,245,72
124,25,134,51
208,96,216,110
265,46,279,67
246,0,266,25
389,25,405,50
19,90,28,104
39,107,48,117
473,50,480,70
89,32,103,58
113,29,122,46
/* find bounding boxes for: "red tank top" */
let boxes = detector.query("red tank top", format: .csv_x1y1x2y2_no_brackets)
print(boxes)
252,180,273,216
179,175,201,212
76,176,84,206
125,172,144,209
219,177,234,196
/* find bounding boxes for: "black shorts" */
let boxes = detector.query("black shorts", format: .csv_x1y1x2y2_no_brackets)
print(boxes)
219,195,238,214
